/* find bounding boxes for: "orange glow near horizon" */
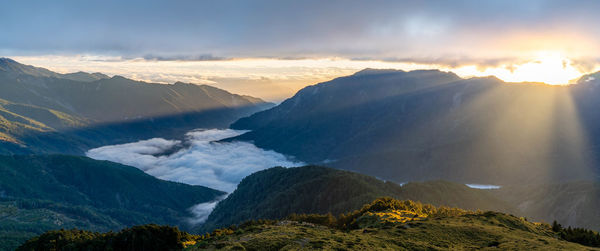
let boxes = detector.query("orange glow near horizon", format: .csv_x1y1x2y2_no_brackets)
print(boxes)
453,52,588,85
11,52,600,101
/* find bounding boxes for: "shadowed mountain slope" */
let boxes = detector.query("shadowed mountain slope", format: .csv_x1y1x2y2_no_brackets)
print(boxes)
200,166,515,232
231,69,600,185
0,155,225,250
202,166,600,233
0,58,273,154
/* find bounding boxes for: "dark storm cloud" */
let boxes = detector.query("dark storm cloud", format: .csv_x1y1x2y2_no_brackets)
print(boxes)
2,0,600,60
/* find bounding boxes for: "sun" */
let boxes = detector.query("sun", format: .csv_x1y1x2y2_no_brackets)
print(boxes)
455,52,585,85
501,52,583,85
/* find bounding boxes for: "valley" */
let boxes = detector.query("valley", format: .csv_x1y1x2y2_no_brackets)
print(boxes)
1,59,600,250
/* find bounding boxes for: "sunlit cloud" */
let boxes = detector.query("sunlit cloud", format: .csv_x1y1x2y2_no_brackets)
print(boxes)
10,53,600,101
452,52,587,85
85,129,304,193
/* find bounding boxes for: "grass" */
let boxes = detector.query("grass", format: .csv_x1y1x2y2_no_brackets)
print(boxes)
19,198,599,250
190,199,599,250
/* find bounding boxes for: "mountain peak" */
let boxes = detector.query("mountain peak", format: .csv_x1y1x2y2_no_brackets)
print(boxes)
0,57,23,70
353,68,405,76
0,57,59,78
0,57,18,65
575,71,600,84
110,75,128,80
62,71,110,82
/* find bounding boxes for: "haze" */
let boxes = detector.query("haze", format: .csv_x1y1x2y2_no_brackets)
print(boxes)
4,0,600,101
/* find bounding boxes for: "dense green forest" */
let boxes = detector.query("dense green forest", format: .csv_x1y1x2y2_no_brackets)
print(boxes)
201,165,600,236
200,166,516,232
0,155,225,250
17,225,196,251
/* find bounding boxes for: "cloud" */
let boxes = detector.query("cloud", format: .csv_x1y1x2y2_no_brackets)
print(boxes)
4,0,600,61
466,184,501,189
186,195,228,225
140,54,230,62
86,129,304,193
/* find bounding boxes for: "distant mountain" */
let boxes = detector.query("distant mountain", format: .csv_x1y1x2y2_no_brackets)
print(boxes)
0,155,225,250
231,69,600,184
60,71,110,82
200,166,515,232
0,58,273,154
494,181,600,231
0,58,109,82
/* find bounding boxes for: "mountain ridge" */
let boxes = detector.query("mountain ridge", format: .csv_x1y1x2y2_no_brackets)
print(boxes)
0,58,273,154
200,165,517,232
230,68,600,185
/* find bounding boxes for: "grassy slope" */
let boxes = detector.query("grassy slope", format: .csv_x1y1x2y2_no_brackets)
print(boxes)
19,198,597,250
192,199,596,250
191,216,592,250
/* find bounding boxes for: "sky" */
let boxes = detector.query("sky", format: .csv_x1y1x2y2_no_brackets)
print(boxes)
3,0,600,100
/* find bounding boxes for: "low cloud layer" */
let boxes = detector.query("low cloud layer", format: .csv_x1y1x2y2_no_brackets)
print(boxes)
86,129,304,193
466,184,501,189
186,195,227,225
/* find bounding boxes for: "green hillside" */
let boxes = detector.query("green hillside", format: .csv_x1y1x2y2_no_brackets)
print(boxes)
201,166,600,235
20,198,599,250
200,166,515,232
192,198,599,250
0,155,225,250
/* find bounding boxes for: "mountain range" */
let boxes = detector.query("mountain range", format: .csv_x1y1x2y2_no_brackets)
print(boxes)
200,165,600,233
200,165,515,232
231,68,600,185
0,58,273,154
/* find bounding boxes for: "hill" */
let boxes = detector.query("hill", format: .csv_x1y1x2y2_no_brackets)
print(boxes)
0,58,273,154
230,69,600,185
0,155,225,250
200,166,515,232
201,166,600,233
192,198,599,250
21,198,599,250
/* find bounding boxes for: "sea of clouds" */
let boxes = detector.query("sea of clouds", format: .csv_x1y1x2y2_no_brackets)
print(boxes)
86,129,304,193
86,129,304,223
